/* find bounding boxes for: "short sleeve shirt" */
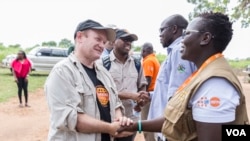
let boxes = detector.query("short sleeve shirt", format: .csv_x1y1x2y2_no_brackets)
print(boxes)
11,59,31,78
142,53,160,91
108,51,147,120
189,77,240,123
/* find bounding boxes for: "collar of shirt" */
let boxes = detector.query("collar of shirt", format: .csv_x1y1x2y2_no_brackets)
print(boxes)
68,53,102,72
109,50,133,63
143,53,155,61
166,36,182,54
69,53,116,91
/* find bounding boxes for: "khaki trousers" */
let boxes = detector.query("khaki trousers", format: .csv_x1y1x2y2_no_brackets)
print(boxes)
141,101,156,141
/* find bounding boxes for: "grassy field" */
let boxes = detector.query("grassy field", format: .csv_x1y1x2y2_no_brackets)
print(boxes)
0,67,49,102
0,51,249,103
228,59,250,69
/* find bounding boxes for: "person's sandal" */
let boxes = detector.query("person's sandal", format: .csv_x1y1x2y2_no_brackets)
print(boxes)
25,104,30,107
19,104,23,108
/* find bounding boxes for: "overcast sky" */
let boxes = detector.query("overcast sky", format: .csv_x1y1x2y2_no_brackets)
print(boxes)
0,0,249,59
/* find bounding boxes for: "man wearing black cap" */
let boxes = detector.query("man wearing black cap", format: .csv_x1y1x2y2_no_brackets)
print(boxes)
44,20,133,141
104,29,149,141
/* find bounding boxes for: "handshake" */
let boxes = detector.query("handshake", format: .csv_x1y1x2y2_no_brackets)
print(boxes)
109,91,150,138
109,116,137,138
134,91,151,112
107,91,150,138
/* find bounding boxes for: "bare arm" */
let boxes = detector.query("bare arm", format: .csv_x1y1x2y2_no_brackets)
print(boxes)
25,67,32,80
117,116,165,133
76,113,119,135
115,108,123,119
145,76,152,91
118,92,140,101
12,69,17,79
196,121,229,141
12,67,18,83
25,60,32,80
140,116,165,132
76,107,134,135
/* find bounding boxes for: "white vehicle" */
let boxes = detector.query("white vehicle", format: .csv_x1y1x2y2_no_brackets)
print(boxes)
243,64,250,77
27,47,68,71
1,54,16,68
130,51,142,60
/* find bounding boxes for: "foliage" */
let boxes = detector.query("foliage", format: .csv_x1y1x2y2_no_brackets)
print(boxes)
0,46,21,62
8,44,21,48
132,45,141,52
58,38,73,48
42,41,57,47
187,0,250,28
227,59,250,69
156,53,167,64
0,68,48,102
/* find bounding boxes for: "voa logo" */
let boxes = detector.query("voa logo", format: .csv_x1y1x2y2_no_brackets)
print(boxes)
226,129,246,136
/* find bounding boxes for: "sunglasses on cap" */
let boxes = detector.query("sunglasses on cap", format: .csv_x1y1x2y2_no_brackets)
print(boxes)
120,36,134,42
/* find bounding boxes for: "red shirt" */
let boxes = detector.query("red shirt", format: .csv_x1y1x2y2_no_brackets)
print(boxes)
11,59,32,78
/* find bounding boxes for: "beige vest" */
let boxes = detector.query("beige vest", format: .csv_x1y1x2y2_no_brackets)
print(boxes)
161,57,249,141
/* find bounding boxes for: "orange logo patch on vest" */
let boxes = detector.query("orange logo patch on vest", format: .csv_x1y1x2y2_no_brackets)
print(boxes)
210,97,220,107
96,85,109,107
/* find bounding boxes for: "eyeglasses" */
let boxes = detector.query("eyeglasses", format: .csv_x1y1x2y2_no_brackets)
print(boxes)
182,29,202,37
182,29,215,38
159,25,173,33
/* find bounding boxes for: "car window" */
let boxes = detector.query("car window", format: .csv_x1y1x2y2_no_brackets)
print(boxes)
39,48,52,56
51,49,67,57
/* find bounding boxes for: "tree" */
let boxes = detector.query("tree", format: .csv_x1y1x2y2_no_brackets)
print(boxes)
42,41,57,47
8,44,21,48
58,38,73,48
187,0,250,28
25,44,40,52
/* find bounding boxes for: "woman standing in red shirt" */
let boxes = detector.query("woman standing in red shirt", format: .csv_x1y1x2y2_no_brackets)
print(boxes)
11,50,32,107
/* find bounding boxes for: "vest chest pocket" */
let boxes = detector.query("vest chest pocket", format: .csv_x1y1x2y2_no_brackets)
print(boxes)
162,104,196,141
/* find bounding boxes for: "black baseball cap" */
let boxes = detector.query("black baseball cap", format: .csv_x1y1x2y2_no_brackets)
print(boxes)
74,19,116,42
116,29,138,42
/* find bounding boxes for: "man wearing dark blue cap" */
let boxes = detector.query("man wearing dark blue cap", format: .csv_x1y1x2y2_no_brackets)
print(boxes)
44,20,133,141
103,29,150,141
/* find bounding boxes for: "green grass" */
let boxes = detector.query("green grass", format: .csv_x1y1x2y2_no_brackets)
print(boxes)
0,67,49,102
156,53,167,64
228,59,250,69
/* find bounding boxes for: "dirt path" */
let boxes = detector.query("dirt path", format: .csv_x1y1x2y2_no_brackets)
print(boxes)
0,88,49,141
0,77,249,141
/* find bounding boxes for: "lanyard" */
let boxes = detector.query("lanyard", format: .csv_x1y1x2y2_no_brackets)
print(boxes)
176,53,223,93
